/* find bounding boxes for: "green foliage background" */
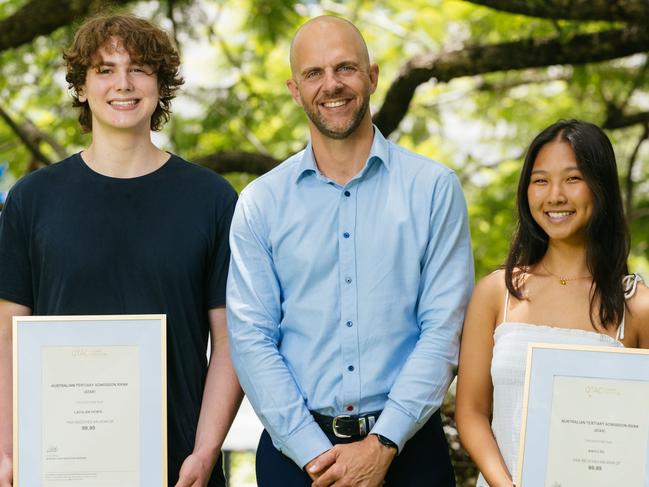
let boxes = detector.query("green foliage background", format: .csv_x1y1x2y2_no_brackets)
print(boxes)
1,2,648,485
1,0,647,279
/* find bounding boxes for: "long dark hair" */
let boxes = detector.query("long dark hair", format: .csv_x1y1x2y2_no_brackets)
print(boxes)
505,119,629,329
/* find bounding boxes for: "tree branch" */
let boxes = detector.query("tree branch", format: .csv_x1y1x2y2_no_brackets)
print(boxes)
0,0,136,53
617,56,649,113
194,150,279,175
464,0,649,23
624,124,648,219
0,105,51,166
374,26,649,136
22,117,68,160
603,110,649,130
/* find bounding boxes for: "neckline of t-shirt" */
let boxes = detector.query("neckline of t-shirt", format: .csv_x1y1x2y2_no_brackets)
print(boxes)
73,151,176,182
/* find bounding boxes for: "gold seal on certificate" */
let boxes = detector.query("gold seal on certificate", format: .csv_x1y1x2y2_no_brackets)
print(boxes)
517,344,649,487
42,346,140,486
13,315,167,487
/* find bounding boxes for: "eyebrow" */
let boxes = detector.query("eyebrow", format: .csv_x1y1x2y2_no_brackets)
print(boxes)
299,60,361,77
299,66,321,77
531,165,581,174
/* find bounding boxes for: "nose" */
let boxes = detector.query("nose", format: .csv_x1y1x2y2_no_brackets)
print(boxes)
115,69,134,91
547,182,567,205
322,69,343,94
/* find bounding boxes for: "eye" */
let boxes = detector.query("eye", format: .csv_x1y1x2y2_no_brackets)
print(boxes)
130,65,153,74
96,66,112,74
304,70,322,80
566,175,583,183
530,177,547,185
338,65,356,73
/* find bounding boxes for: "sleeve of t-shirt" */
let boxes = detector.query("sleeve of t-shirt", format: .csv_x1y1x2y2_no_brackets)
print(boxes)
0,188,33,307
205,183,238,309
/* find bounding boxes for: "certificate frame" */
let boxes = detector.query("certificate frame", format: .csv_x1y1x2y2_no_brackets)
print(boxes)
516,343,649,487
13,315,167,487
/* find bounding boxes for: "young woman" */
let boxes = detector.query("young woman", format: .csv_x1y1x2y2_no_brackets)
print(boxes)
455,119,649,487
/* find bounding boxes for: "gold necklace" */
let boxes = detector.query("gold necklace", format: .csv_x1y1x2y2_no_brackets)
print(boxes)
541,261,591,286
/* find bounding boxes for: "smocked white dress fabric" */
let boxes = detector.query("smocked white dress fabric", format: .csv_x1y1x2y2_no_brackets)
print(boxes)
474,323,622,486
474,273,643,487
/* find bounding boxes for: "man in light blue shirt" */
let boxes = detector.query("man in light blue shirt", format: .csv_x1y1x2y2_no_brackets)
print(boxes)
227,15,473,487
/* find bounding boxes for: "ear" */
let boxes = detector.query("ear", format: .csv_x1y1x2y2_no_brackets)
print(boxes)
368,63,379,95
286,78,303,107
78,86,87,103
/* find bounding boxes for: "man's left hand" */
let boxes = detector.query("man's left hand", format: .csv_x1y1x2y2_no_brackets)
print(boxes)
174,452,215,487
309,435,397,487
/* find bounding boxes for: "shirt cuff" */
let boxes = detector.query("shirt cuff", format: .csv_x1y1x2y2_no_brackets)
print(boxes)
280,420,333,468
370,404,419,453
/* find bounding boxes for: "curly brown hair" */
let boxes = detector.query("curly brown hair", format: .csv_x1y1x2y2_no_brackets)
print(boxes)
63,13,184,132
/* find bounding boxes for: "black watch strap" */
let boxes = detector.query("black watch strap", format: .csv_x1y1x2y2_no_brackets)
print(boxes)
371,433,398,452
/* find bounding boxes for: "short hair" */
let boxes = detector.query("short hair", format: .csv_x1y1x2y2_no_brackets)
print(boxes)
63,13,184,132
289,15,370,76
505,119,629,329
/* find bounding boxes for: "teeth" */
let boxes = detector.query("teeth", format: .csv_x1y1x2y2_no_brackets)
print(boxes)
323,100,346,108
547,211,573,218
110,100,137,107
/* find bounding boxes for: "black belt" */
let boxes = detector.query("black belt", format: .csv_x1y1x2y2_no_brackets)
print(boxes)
311,410,381,438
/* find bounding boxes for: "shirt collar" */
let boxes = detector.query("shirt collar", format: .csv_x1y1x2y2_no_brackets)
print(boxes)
295,125,391,184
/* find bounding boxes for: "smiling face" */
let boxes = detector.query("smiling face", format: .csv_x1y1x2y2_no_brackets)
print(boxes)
286,17,378,140
78,38,159,136
527,140,594,245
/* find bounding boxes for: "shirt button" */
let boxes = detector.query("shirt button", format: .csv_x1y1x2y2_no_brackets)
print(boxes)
346,321,353,327
345,277,352,284
347,365,354,372
344,190,351,197
343,232,350,238
346,405,354,412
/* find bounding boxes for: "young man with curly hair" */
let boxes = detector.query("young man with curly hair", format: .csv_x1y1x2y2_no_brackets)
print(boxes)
0,13,242,487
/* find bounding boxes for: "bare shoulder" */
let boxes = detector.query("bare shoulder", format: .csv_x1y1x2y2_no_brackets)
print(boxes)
469,269,507,318
628,279,649,321
474,269,506,298
627,279,649,348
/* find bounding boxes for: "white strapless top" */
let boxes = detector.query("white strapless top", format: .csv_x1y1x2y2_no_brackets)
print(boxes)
475,323,623,487
474,273,644,486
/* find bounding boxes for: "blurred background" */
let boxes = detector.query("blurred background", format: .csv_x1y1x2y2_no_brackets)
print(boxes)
1,0,648,485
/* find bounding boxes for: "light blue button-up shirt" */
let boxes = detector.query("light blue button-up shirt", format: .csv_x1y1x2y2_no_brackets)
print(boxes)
227,128,474,467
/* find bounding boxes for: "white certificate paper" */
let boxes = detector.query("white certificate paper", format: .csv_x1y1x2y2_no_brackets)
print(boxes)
545,376,649,486
41,346,140,486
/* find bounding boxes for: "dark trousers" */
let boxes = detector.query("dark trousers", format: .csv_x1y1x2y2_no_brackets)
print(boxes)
256,410,455,487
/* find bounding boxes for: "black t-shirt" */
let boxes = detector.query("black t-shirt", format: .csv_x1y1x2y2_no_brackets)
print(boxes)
0,153,237,486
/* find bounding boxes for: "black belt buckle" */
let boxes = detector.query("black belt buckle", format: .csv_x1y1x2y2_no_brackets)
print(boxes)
332,414,352,438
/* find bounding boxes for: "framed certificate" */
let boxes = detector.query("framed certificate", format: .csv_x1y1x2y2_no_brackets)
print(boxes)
517,343,649,487
13,315,167,487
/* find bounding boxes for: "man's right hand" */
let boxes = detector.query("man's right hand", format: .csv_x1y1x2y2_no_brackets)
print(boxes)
0,452,12,487
305,449,333,481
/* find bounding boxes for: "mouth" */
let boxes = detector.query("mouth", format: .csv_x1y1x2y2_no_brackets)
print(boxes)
320,98,351,109
108,99,140,108
545,210,575,221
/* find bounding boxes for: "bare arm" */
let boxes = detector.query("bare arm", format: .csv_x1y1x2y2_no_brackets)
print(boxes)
0,300,31,487
175,307,244,487
455,272,513,487
628,282,649,349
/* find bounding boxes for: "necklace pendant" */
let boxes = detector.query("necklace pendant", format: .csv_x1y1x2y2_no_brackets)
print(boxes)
559,278,567,286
